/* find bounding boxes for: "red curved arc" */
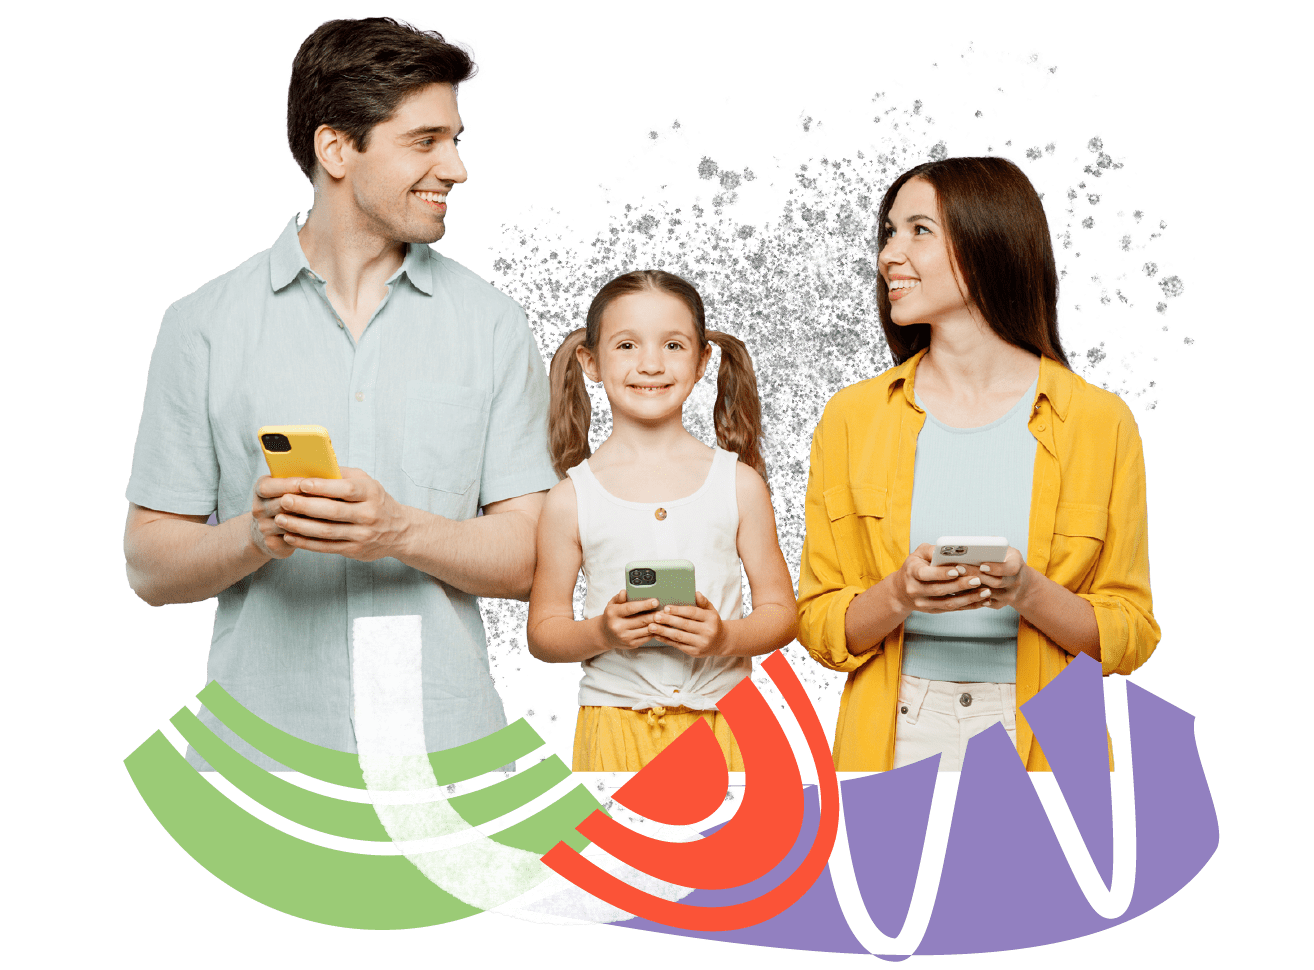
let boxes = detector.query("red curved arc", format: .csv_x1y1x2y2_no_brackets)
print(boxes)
576,675,803,890
611,717,728,826
541,651,840,931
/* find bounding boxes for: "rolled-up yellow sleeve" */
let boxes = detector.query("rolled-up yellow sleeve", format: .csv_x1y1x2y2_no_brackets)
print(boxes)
797,419,882,673
1081,410,1160,675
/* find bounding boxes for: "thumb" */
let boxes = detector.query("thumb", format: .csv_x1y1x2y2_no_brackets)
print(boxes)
695,592,714,610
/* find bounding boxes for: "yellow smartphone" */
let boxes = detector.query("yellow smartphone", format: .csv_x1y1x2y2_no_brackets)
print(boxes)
257,425,342,479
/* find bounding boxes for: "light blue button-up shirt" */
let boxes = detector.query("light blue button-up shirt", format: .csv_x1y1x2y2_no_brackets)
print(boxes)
128,216,558,769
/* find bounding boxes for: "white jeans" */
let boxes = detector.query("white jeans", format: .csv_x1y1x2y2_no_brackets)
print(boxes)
892,674,1018,772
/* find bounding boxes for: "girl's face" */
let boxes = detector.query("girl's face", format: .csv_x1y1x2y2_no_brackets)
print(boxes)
879,178,973,328
578,289,710,426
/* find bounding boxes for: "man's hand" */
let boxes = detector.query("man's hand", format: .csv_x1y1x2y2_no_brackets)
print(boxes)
274,467,411,561
249,476,305,559
647,592,730,657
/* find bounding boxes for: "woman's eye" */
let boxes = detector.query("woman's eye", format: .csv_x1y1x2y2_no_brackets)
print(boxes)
914,224,930,235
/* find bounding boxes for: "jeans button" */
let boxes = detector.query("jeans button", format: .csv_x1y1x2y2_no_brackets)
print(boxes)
900,705,909,715
959,693,972,707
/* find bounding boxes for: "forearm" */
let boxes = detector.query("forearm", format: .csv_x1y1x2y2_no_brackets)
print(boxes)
721,603,799,657
395,505,538,600
1014,566,1101,661
842,574,912,655
125,511,271,606
527,614,613,663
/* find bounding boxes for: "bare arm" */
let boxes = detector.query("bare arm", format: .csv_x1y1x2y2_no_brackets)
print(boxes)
647,464,798,657
842,544,995,654
272,468,547,600
526,479,659,662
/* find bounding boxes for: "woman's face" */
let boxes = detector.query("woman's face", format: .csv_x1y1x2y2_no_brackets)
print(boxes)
879,178,971,327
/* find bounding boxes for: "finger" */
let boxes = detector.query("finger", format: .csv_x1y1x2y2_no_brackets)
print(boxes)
298,479,359,501
281,534,354,554
617,598,660,616
608,589,629,605
647,624,687,646
257,476,304,498
912,561,967,584
276,513,356,540
694,592,714,610
280,493,364,523
658,604,707,621
911,543,935,563
652,613,699,633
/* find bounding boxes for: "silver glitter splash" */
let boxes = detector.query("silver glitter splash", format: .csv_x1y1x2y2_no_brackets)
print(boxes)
480,41,1203,730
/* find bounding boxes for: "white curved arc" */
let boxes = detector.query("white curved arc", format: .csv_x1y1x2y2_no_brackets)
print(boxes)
349,612,699,920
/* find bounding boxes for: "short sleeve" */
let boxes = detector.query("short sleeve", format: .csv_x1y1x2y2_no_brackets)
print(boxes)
126,302,219,515
478,301,559,507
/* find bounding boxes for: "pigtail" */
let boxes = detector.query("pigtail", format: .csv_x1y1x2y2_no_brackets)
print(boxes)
548,328,593,478
706,330,768,486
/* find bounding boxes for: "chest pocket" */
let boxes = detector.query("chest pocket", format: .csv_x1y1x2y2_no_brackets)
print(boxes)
402,381,490,494
823,485,887,583
1049,504,1108,589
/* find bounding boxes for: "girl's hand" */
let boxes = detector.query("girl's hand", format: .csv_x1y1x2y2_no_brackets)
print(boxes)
647,592,729,657
962,547,1031,609
890,543,995,614
601,589,660,650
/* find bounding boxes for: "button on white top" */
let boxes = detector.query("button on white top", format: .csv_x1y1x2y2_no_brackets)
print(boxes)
355,391,364,402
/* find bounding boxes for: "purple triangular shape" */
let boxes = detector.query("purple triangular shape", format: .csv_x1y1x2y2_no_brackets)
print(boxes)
1022,654,1115,887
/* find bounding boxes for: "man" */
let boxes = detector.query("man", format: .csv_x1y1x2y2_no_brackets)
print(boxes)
124,18,558,769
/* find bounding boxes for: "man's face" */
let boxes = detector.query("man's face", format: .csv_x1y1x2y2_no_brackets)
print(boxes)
336,82,467,245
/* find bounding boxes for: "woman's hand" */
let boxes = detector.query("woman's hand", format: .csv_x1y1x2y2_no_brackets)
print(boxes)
601,589,661,650
891,543,996,614
964,547,1032,609
646,592,729,657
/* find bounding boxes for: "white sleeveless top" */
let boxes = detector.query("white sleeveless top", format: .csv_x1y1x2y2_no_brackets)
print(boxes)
567,447,750,710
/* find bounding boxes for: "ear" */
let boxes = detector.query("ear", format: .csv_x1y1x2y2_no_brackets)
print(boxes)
695,342,713,383
575,343,601,382
314,124,350,182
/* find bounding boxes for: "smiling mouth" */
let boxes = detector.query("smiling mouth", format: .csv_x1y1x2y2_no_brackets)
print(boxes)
888,278,919,290
629,384,673,393
413,190,447,212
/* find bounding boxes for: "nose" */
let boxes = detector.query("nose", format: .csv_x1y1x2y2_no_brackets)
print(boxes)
433,142,467,186
878,232,904,272
637,343,664,374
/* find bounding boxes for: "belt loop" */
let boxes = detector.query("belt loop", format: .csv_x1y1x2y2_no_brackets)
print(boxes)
900,675,931,724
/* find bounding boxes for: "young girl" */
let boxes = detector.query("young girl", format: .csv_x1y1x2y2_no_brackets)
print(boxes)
527,270,798,771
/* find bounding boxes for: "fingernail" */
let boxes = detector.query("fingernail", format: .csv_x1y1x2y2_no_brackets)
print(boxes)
980,564,991,573
968,577,981,586
979,589,991,597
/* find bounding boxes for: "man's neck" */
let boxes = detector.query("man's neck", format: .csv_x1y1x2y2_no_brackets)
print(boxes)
297,201,407,339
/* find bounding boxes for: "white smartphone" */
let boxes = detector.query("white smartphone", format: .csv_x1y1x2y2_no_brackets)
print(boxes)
930,536,1009,566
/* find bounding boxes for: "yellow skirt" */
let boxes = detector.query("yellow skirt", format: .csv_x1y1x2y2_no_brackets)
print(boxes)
572,705,744,772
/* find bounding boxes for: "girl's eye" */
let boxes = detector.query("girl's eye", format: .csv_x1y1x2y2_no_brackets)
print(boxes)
666,341,683,351
618,341,634,350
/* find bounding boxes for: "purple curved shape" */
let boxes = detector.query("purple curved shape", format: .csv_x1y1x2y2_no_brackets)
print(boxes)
844,755,939,939
1023,654,1115,887
614,666,1217,955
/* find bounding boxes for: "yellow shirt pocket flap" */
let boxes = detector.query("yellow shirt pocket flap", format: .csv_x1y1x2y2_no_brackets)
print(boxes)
1054,504,1109,540
823,485,887,521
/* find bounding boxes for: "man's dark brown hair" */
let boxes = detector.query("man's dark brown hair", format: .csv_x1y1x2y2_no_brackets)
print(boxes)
875,156,1069,368
287,17,475,183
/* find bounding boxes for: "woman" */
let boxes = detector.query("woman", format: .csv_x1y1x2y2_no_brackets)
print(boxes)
796,156,1158,771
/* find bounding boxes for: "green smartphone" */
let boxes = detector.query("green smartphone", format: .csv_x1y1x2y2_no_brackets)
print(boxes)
625,559,697,647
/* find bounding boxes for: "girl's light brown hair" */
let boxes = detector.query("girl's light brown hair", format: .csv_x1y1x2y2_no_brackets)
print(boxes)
549,270,768,484
875,156,1069,367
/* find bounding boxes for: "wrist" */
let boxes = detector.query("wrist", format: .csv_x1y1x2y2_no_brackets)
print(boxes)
878,571,914,620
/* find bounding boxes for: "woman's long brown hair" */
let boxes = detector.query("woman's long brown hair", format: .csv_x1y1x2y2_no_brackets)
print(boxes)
875,156,1070,368
548,270,768,484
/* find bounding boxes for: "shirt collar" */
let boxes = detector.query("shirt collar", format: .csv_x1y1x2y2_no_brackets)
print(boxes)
887,347,1073,421
268,213,437,296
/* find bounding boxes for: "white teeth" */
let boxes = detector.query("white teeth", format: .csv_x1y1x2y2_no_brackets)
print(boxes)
414,191,447,202
889,278,918,290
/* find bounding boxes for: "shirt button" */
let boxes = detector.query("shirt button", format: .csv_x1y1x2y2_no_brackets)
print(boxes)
355,392,364,402
655,508,667,520
959,693,973,707
1037,424,1046,432
338,321,344,329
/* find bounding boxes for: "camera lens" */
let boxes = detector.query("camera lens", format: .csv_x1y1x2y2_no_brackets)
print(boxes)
262,433,292,453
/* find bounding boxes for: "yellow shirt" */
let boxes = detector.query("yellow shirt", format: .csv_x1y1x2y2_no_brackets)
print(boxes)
797,350,1159,771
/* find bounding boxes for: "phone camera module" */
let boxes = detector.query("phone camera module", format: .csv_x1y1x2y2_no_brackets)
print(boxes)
629,568,656,586
262,433,293,453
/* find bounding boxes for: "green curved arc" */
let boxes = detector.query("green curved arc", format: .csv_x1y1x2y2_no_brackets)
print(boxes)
171,707,391,842
197,682,543,789
124,731,479,929
491,784,601,854
176,704,586,841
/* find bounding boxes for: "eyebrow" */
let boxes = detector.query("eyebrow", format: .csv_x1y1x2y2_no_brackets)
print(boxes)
398,125,465,139
885,213,939,225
